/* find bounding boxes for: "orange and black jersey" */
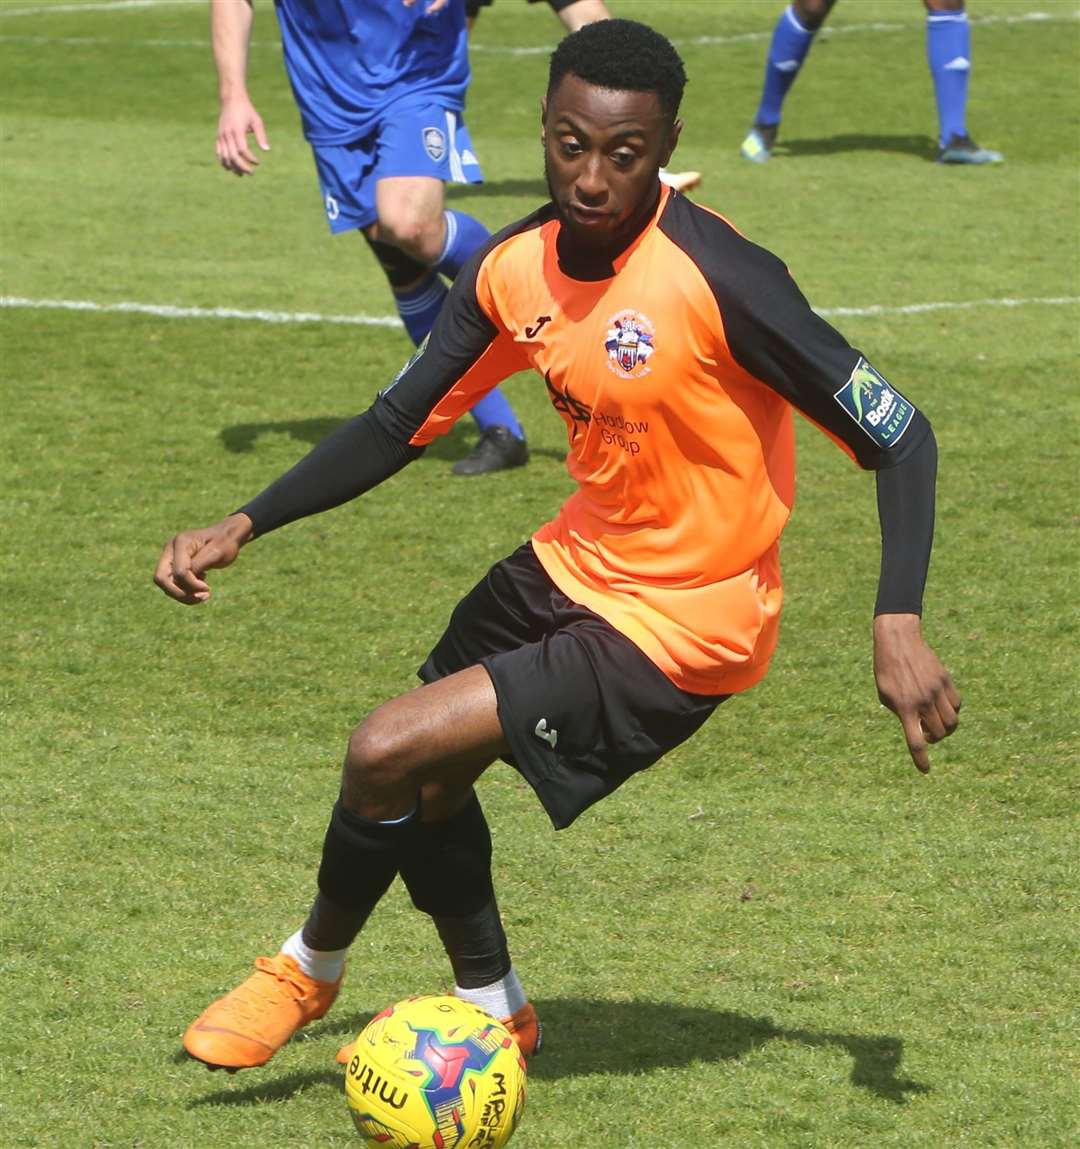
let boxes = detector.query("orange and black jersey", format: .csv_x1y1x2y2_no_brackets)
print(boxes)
243,185,934,695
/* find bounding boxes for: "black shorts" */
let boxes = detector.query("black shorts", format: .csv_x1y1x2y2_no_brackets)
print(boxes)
420,543,726,829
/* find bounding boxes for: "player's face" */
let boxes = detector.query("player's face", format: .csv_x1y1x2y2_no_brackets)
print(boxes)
542,74,681,255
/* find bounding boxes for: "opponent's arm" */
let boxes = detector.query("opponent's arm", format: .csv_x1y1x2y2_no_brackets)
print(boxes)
548,0,611,33
210,0,270,175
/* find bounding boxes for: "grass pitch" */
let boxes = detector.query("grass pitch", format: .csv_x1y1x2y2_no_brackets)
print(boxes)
2,2,1078,1147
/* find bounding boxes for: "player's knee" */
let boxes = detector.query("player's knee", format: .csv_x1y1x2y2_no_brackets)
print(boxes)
343,716,413,803
362,230,430,289
375,207,443,264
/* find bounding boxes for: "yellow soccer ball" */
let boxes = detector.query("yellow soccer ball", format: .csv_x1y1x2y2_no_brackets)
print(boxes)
344,994,527,1148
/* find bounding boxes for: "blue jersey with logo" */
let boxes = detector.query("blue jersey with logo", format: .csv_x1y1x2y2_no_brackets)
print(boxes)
273,0,470,145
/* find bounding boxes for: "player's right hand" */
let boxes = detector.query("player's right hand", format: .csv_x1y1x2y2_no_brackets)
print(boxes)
154,513,254,605
216,96,270,175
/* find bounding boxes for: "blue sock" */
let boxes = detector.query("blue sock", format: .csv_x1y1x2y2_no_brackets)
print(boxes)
432,212,523,437
927,10,970,146
394,273,448,346
433,210,490,280
755,5,817,127
394,269,524,439
469,389,524,438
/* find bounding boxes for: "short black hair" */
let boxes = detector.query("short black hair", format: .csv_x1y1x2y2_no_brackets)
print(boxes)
547,19,687,122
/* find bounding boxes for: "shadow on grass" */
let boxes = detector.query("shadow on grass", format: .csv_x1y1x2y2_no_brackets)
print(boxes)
186,1065,343,1107
778,133,937,161
220,417,347,454
219,417,565,464
187,998,929,1108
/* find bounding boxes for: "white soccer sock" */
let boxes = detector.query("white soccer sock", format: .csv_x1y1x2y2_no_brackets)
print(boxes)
454,966,527,1020
281,928,347,984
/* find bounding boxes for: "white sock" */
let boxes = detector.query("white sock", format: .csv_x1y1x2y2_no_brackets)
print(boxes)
281,928,347,984
454,966,527,1020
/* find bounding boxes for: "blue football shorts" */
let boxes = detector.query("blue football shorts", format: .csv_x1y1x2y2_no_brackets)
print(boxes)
309,101,483,234
419,542,727,831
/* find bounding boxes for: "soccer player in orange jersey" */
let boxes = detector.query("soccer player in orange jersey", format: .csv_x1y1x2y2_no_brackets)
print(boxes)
156,19,960,1073
466,0,703,191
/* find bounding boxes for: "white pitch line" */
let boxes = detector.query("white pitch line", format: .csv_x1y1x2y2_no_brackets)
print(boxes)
2,294,1077,328
471,10,1079,56
0,0,197,16
0,33,207,45
0,296,404,328
816,296,1080,319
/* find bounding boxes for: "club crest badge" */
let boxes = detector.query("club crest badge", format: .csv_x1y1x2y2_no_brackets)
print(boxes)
422,126,447,163
605,309,655,378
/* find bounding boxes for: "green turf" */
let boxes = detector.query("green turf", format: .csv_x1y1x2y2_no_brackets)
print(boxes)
2,2,1078,1147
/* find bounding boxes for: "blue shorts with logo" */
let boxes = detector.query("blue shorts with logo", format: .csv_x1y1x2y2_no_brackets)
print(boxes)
310,101,483,234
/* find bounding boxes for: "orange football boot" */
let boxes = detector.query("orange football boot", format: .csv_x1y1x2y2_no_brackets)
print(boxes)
184,953,341,1071
335,999,541,1065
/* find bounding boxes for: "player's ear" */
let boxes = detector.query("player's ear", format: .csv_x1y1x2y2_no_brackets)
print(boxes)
540,97,548,148
659,118,683,167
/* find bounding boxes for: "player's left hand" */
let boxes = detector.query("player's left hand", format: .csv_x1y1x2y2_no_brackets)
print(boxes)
872,613,961,774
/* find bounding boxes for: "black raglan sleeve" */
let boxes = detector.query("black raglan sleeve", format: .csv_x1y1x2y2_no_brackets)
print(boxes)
660,196,937,614
237,235,517,539
660,196,931,469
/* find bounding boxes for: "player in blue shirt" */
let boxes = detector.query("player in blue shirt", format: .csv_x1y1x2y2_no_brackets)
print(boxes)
740,0,1004,166
211,0,529,475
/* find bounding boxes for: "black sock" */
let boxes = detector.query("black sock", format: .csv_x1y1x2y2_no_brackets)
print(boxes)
306,796,412,951
398,792,511,986
431,898,512,989
302,891,375,953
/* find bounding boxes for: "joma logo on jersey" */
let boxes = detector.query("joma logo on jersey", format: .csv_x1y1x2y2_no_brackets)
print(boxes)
524,314,551,339
604,309,655,378
833,358,915,447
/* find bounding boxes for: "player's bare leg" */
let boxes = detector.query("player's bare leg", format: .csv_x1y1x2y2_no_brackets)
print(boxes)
371,175,448,266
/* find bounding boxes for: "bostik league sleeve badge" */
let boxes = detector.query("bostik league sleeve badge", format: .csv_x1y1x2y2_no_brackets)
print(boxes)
833,357,916,448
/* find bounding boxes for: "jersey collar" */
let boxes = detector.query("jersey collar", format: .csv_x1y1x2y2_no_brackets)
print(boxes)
554,182,671,283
